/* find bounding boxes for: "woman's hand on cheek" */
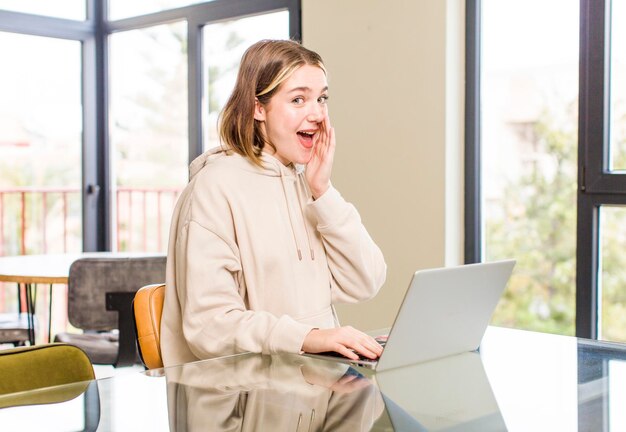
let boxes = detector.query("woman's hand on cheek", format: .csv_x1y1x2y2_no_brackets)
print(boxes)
305,114,335,199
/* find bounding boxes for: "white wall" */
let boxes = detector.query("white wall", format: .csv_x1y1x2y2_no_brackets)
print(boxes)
302,0,465,330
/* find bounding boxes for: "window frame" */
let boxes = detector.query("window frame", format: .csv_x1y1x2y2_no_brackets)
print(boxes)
576,0,626,339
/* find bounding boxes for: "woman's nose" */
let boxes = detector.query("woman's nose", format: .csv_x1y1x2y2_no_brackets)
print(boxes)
306,103,325,122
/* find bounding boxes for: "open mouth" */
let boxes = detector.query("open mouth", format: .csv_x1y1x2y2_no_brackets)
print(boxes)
297,130,316,148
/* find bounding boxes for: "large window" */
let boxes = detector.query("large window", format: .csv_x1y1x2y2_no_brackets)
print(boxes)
0,0,300,256
468,0,626,341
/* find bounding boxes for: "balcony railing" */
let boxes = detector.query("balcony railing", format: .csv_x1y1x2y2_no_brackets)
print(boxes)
0,186,181,331
0,186,181,256
115,187,180,253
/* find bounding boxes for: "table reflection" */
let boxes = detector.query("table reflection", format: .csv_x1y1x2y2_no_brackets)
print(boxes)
164,353,386,431
373,351,506,431
577,338,626,432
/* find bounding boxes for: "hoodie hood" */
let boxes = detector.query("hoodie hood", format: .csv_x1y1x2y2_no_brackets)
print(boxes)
189,146,232,180
189,146,302,180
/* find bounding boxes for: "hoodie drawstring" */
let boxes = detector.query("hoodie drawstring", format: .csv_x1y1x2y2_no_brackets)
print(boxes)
278,166,315,261
296,172,315,260
280,168,304,260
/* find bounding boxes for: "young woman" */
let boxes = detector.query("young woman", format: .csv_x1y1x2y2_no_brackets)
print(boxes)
160,39,387,367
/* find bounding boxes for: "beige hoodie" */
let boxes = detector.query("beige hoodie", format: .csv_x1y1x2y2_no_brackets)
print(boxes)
160,147,386,367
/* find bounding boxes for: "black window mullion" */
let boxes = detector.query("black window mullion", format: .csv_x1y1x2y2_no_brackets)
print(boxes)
581,0,626,195
577,0,605,339
82,0,110,252
576,194,600,339
464,0,481,265
107,0,295,33
188,20,204,164
0,10,92,39
587,174,626,193
288,0,301,41
184,0,294,28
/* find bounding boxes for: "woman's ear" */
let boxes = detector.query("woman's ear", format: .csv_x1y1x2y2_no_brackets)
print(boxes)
253,98,266,122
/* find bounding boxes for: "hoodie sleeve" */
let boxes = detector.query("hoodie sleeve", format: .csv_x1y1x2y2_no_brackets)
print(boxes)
174,220,315,359
308,186,387,303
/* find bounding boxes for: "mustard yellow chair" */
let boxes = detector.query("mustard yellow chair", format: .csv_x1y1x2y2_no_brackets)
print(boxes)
133,283,165,370
0,343,95,408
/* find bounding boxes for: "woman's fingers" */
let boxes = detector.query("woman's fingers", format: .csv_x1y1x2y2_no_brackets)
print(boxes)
339,327,383,358
314,115,327,149
314,114,333,157
322,115,334,157
305,116,334,198
327,125,335,155
336,346,360,361
302,327,385,359
351,339,383,360
334,328,383,359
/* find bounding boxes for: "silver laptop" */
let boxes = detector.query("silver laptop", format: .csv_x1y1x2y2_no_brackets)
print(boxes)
305,260,516,371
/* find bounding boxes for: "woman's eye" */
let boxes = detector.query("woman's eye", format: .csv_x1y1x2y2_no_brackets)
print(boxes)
292,97,304,104
318,95,329,104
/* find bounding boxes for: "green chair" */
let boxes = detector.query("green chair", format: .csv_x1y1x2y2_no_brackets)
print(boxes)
0,343,96,409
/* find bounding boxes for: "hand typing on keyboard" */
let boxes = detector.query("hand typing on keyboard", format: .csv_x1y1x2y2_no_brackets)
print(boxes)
302,326,384,360
316,337,386,361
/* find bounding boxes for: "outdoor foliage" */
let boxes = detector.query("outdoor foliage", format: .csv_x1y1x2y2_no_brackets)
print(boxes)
488,111,626,340
487,113,577,335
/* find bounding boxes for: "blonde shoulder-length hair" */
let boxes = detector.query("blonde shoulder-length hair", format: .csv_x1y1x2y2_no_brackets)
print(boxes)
218,39,326,167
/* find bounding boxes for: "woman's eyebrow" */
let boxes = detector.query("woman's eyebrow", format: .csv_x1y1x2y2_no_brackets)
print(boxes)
287,86,329,93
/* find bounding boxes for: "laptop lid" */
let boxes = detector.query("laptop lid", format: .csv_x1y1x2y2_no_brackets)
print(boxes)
376,260,515,371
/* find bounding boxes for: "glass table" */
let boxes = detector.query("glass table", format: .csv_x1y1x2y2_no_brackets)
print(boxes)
0,326,624,431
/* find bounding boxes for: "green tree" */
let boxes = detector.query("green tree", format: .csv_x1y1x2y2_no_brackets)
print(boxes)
487,112,577,335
